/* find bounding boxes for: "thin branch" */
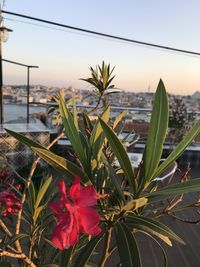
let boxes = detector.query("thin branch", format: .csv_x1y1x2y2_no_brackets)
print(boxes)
108,245,117,257
0,249,37,267
99,228,112,267
87,95,102,114
0,218,12,237
15,131,64,251
169,213,200,224
163,194,183,213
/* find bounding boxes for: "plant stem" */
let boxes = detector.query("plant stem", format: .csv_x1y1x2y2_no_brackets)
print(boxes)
169,213,200,224
99,228,112,267
87,95,102,114
15,131,64,251
108,245,117,257
0,218,12,237
0,249,37,267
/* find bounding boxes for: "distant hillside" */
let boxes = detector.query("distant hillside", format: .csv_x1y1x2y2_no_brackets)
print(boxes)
191,91,200,99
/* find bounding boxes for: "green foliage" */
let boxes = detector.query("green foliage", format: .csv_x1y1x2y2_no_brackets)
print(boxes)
169,97,196,142
3,63,200,266
99,117,136,192
73,233,104,267
114,222,141,267
125,214,185,246
139,79,169,189
145,177,200,203
154,119,200,179
169,97,188,129
80,61,115,97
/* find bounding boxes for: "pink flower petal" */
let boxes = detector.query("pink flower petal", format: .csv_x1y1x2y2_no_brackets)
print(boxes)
69,181,80,201
69,177,97,207
78,207,101,235
49,178,101,250
51,218,78,250
76,186,97,207
67,220,79,247
58,180,67,199
51,226,70,250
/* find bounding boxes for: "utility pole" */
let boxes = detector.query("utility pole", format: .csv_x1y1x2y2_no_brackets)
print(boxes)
0,6,12,124
0,7,3,124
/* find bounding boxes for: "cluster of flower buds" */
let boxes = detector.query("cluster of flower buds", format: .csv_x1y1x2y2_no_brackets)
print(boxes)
0,190,21,217
0,169,11,183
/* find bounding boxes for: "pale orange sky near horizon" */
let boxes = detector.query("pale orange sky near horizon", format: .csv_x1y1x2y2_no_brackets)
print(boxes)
2,1,200,96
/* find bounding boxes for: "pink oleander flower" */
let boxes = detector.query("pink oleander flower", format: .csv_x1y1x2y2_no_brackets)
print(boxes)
49,177,101,250
0,191,22,217
16,183,23,191
0,169,12,184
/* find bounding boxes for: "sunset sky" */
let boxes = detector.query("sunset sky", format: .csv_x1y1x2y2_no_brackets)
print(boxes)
1,0,200,95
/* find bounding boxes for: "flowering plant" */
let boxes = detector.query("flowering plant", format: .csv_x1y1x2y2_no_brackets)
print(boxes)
0,63,200,267
50,177,101,250
0,190,21,217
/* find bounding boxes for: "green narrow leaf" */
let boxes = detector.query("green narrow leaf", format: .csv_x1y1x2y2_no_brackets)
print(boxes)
0,234,28,249
146,178,200,203
60,247,74,267
82,112,94,133
59,96,87,169
32,147,89,184
90,105,110,144
5,127,89,183
153,119,200,180
27,181,36,215
102,155,126,202
90,106,110,165
44,238,59,249
142,79,169,184
34,176,52,209
112,110,127,130
79,131,92,178
125,214,184,246
33,204,46,223
5,128,43,149
123,197,148,212
115,222,141,267
6,129,88,182
72,97,79,130
141,231,168,267
73,233,104,267
99,118,136,192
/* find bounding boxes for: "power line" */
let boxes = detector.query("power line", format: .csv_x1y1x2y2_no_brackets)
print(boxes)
4,17,125,42
2,10,200,57
4,17,200,59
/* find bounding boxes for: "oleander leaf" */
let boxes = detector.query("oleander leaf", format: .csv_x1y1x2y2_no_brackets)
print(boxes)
32,147,89,184
99,118,136,192
5,129,87,181
125,214,185,246
34,176,52,209
153,119,200,180
59,95,87,170
115,222,141,267
90,106,110,168
73,233,104,267
146,178,200,203
140,80,168,187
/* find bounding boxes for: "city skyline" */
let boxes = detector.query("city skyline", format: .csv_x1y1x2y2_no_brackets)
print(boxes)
1,1,200,95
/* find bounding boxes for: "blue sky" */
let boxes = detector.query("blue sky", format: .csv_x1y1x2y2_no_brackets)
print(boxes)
1,0,200,95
